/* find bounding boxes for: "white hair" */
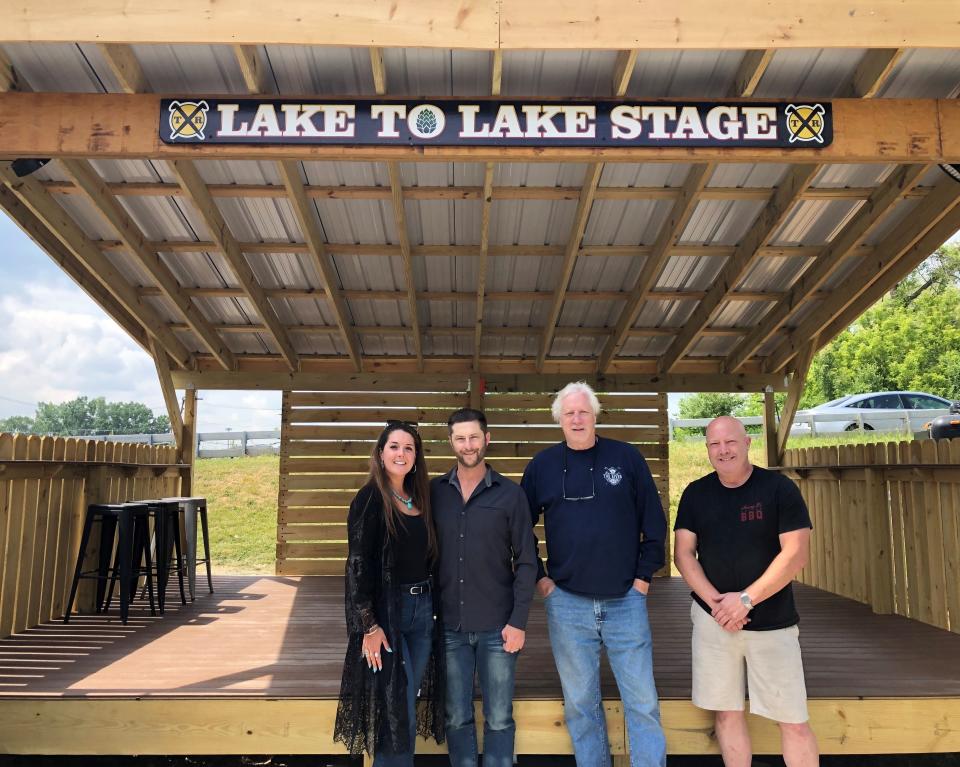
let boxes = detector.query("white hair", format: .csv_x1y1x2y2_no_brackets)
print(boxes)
551,381,601,423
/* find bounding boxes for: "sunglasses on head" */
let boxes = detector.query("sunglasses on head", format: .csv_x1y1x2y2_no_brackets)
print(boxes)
385,419,419,432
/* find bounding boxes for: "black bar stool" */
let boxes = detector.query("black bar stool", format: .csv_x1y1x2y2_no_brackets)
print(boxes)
64,502,156,625
147,499,187,612
160,496,213,600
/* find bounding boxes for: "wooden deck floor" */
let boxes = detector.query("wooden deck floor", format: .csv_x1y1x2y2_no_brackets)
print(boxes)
1,575,959,700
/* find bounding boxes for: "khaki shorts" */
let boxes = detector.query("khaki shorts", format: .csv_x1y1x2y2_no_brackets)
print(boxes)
690,601,809,724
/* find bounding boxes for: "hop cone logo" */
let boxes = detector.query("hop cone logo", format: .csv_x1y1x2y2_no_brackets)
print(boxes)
417,109,438,135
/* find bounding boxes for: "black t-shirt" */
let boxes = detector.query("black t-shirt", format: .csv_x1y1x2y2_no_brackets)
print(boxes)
393,512,430,585
674,466,812,630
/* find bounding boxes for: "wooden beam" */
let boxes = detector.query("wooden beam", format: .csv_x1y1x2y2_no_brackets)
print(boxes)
537,162,603,370
491,50,503,97
845,48,904,98
138,286,789,303
659,163,820,373
598,163,714,372
40,179,913,203
4,94,960,164
59,158,236,370
369,47,387,95
170,365,786,393
732,49,774,97
179,387,196,497
169,159,299,371
0,47,20,92
277,160,362,371
776,338,817,463
763,390,778,468
386,161,424,369
724,163,929,373
0,163,193,366
233,45,268,94
0,185,150,355
764,177,960,373
4,1,958,49
97,43,147,93
150,338,184,450
612,50,638,96
474,162,495,371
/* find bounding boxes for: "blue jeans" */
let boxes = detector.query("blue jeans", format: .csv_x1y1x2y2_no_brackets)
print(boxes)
374,590,435,767
545,586,666,767
444,627,518,767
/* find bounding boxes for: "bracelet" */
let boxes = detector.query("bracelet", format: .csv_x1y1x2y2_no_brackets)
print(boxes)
365,624,381,635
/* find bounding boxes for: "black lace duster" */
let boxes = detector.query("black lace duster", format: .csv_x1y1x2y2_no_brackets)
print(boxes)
333,484,445,756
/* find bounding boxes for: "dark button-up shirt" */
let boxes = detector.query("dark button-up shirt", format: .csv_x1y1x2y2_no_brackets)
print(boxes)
431,465,537,632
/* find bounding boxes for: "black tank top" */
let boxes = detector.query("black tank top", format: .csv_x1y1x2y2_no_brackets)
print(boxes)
393,512,429,584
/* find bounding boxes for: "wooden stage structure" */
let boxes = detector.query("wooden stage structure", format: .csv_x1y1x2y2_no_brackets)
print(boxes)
1,576,959,758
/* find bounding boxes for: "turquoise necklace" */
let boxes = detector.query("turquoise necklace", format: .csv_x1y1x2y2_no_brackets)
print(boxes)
391,488,414,510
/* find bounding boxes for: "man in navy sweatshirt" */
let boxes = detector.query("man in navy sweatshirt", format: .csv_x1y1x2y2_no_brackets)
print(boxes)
521,381,667,767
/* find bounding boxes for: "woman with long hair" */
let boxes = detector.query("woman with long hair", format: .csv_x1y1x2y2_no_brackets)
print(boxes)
334,421,445,765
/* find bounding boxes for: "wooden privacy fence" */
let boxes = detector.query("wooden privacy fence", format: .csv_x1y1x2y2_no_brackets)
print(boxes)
780,438,960,633
278,388,669,576
0,432,183,639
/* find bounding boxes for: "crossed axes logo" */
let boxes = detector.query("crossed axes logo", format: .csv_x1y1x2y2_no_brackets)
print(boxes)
785,104,826,144
168,100,210,141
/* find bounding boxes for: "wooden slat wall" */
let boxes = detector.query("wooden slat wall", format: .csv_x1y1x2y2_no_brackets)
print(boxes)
277,389,670,576
0,433,181,639
782,437,960,633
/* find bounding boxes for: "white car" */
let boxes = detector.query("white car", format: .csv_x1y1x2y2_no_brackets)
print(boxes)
791,391,954,434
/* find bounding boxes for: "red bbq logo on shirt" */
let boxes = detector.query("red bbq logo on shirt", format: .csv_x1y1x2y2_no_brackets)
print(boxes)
740,502,763,522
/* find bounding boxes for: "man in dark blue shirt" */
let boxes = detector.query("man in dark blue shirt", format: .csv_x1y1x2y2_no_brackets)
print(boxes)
521,381,667,767
432,408,536,767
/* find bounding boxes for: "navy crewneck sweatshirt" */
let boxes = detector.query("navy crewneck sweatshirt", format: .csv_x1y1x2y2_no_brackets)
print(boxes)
521,437,666,597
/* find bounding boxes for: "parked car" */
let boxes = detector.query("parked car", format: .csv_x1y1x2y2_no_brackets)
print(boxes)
791,391,953,434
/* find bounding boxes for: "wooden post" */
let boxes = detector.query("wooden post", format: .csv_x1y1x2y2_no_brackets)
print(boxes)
180,388,197,497
775,337,817,465
763,389,778,467
469,375,485,411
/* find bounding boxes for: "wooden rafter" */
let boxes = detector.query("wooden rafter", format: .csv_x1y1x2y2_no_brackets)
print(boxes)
0,185,150,355
137,286,792,302
233,45,269,94
732,49,774,97
167,322,748,339
150,338,185,450
612,50,638,95
764,177,960,373
659,163,821,373
386,161,424,368
0,163,193,367
474,163,495,371
598,162,715,372
474,49,503,371
536,162,603,371
59,158,236,370
169,159,299,371
845,48,904,98
277,160,362,371
0,48,20,92
97,43,147,93
41,179,920,203
369,47,387,94
7,94,958,164
814,204,960,354
725,163,928,373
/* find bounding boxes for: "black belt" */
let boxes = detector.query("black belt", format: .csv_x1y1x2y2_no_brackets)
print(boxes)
401,580,431,595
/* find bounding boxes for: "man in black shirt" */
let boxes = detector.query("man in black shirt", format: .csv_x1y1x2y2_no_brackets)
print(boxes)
431,408,536,767
674,416,819,767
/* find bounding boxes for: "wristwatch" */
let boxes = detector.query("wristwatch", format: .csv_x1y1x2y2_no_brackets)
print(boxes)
739,592,754,610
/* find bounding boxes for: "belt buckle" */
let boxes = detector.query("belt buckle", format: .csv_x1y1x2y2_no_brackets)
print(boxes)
409,585,423,595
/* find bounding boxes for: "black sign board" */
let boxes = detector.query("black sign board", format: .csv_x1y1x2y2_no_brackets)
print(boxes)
160,99,832,148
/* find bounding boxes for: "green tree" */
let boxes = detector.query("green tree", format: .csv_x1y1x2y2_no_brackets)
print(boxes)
678,392,747,420
0,415,35,433
31,396,170,436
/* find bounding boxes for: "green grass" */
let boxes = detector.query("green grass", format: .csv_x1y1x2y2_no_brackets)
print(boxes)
195,431,906,574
